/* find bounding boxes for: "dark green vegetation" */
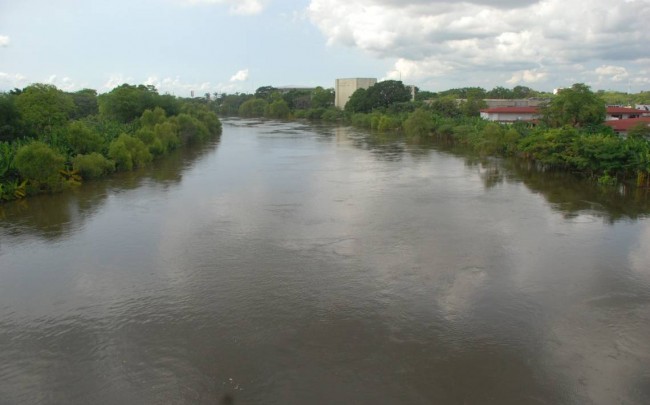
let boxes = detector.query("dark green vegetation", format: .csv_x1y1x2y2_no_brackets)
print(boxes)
1,84,221,202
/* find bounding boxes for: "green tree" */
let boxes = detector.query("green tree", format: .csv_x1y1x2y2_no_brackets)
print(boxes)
0,92,21,141
98,84,159,123
66,120,105,155
542,83,606,128
73,153,115,179
404,108,434,136
70,88,99,119
366,80,411,109
140,107,167,128
14,141,65,190
627,122,650,140
254,86,279,102
311,87,334,109
344,88,372,113
238,98,268,117
108,133,152,171
15,84,74,134
428,97,461,118
266,99,291,119
460,97,487,117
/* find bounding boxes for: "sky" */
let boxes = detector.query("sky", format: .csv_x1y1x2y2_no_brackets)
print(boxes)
1,0,649,95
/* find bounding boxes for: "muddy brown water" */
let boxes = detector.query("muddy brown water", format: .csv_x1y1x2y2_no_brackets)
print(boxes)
1,119,649,404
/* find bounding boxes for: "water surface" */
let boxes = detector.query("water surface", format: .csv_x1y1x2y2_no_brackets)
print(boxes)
1,119,650,404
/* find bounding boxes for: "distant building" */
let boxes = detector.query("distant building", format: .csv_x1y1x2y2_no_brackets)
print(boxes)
335,78,377,109
605,107,647,121
604,117,650,136
480,106,648,124
482,98,548,108
479,107,540,123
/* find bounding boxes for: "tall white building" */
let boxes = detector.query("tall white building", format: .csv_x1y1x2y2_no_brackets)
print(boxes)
335,78,377,109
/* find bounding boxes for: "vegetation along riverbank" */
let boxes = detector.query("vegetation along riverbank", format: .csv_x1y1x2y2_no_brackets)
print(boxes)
2,80,650,203
217,81,650,187
0,84,221,202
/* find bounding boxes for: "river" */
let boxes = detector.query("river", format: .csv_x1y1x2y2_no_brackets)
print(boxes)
1,119,649,404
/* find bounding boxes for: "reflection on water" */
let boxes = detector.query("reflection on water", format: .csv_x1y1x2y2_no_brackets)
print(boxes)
1,119,649,404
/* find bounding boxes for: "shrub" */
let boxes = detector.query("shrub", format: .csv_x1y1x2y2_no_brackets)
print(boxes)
266,99,290,119
404,108,434,136
66,120,105,155
108,134,152,171
238,98,268,118
14,141,65,190
73,153,115,179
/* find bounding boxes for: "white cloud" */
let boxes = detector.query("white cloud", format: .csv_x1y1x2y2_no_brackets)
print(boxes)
0,72,27,89
594,65,629,82
308,0,650,89
104,74,135,90
507,68,548,84
0,35,9,47
229,69,249,82
43,74,86,91
182,0,268,15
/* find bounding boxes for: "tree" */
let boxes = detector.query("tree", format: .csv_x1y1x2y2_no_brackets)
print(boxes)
542,83,606,128
66,121,105,155
460,97,487,117
627,122,650,140
428,97,461,118
0,92,21,141
266,99,290,119
15,84,74,134
98,84,159,123
14,141,65,189
254,86,279,102
486,86,513,99
311,87,334,109
239,98,268,117
404,108,434,136
345,80,412,113
367,80,411,109
70,88,99,119
108,133,152,171
344,88,372,113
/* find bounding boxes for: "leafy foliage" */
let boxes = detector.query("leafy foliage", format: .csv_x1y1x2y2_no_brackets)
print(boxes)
108,134,153,171
73,153,115,179
15,84,74,134
238,98,268,118
14,141,66,191
541,83,606,128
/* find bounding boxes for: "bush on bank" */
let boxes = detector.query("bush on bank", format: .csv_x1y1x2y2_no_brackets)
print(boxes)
0,84,222,202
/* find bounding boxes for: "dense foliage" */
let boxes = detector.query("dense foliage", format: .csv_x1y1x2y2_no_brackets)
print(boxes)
0,83,221,202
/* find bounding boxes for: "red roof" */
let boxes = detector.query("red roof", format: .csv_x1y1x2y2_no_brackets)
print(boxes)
606,107,647,114
603,117,650,132
480,107,539,114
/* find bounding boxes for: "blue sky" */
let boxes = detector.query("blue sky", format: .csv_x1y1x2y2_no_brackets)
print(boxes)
1,0,649,95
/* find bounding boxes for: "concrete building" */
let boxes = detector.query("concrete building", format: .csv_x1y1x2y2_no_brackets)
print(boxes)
335,78,377,109
483,98,548,108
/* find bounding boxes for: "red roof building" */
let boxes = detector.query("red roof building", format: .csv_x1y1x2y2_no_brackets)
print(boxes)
603,117,650,135
605,107,648,121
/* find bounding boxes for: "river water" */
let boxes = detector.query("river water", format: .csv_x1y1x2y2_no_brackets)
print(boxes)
1,119,650,404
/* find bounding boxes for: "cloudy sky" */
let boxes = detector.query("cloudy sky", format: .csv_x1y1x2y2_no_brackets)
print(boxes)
1,0,649,95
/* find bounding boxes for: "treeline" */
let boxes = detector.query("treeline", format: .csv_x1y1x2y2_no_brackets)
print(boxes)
0,84,221,202
215,85,343,121
213,81,650,186
345,83,650,186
